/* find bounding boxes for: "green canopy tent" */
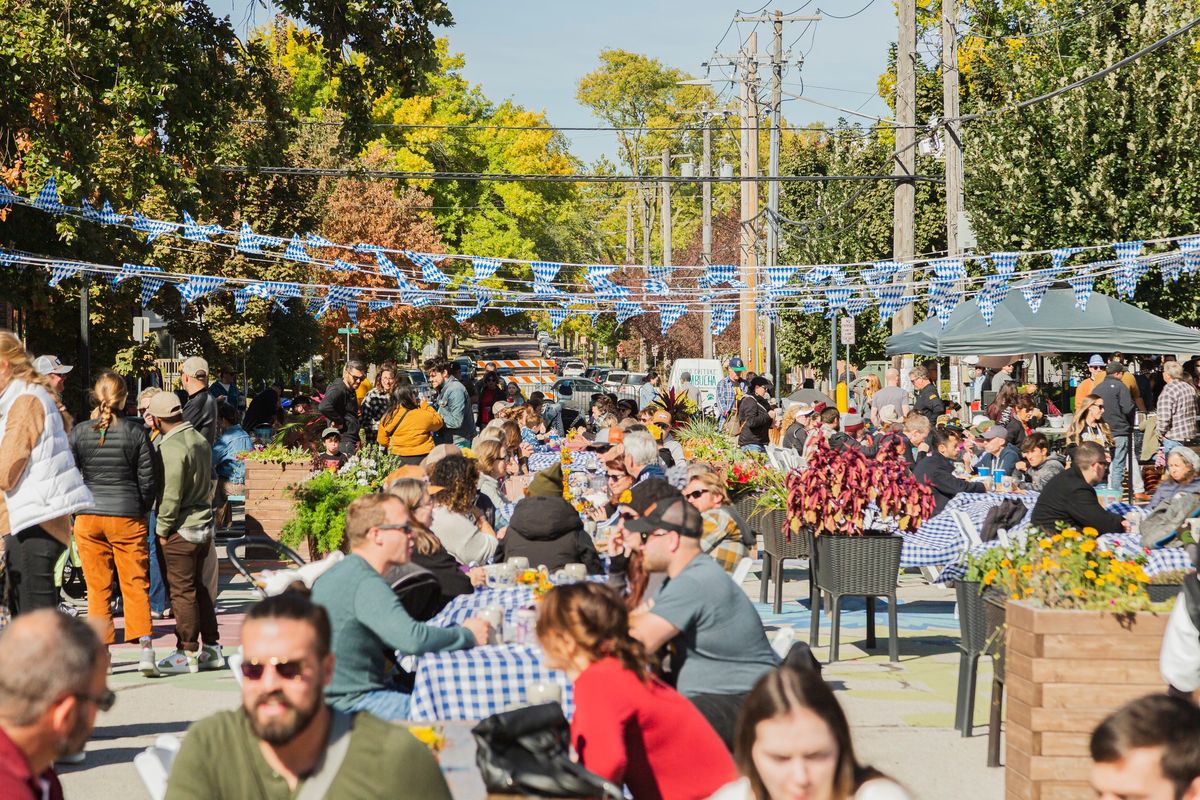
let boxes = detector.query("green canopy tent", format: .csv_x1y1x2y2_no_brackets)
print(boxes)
885,287,1200,357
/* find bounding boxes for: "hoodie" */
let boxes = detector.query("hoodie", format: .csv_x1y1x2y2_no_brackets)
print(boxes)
499,495,603,575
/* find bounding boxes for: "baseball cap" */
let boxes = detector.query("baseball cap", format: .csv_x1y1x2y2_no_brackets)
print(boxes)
1105,362,1126,374
1087,354,1106,368
728,356,747,372
878,404,902,425
321,426,340,440
982,426,1008,441
622,478,680,516
146,392,182,419
33,355,72,376
624,495,703,538
181,356,209,378
841,413,865,434
650,409,673,427
586,427,625,449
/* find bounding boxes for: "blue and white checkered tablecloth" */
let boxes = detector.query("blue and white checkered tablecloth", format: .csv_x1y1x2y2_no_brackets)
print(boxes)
527,450,601,474
900,492,1040,568
428,586,536,628
408,644,574,722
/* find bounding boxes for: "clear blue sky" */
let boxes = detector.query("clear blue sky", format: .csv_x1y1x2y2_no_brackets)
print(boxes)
208,1,896,164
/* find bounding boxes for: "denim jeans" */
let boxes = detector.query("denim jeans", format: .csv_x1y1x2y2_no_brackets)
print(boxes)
540,402,564,436
147,511,169,614
742,444,766,455
350,688,412,721
1109,433,1144,494
1163,438,1184,456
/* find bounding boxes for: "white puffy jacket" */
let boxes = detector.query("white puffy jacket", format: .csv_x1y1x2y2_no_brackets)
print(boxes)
0,378,93,534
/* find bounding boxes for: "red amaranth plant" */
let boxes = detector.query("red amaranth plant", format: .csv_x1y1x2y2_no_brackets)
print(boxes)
786,438,933,537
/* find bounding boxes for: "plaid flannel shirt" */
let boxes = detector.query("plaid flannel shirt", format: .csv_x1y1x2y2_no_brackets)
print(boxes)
358,388,392,440
1157,379,1198,443
700,508,749,574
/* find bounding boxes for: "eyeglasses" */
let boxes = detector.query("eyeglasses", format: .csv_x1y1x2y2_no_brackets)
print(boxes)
638,530,671,544
606,473,627,483
376,522,413,535
74,689,116,712
348,374,365,384
685,489,708,499
240,657,305,681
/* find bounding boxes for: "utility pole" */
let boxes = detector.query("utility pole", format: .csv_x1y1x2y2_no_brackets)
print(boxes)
943,0,965,416
890,0,918,355
661,148,672,272
641,183,652,266
738,31,759,370
701,110,714,358
731,11,821,377
625,198,635,264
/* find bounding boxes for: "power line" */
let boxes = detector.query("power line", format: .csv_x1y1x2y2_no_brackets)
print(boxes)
215,165,944,184
234,118,876,134
816,0,878,20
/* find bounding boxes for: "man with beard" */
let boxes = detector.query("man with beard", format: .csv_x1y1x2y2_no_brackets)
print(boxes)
0,610,111,799
165,592,452,799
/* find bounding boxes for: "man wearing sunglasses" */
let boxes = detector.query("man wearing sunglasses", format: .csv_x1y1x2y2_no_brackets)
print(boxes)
311,493,490,720
166,592,453,799
0,609,111,798
626,496,780,750
317,360,365,456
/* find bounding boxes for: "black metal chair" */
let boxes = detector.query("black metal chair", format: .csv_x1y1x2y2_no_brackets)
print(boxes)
954,580,1002,736
983,598,1007,768
807,530,903,663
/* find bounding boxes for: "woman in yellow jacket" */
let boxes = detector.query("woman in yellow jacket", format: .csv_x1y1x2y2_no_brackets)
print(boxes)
377,386,444,464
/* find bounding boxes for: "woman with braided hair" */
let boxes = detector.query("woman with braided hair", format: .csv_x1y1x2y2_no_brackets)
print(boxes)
68,370,159,672
537,582,737,798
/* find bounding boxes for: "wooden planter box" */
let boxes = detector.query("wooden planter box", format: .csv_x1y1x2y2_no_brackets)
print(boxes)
243,461,306,542
1005,600,1169,800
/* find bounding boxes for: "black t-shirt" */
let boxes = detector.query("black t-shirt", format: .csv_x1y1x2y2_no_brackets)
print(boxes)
913,383,945,424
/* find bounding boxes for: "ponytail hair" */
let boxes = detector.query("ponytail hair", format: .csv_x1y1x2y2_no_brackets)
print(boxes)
535,582,653,681
90,371,128,445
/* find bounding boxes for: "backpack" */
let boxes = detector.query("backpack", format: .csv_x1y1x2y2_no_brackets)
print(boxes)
1139,492,1200,549
980,499,1027,543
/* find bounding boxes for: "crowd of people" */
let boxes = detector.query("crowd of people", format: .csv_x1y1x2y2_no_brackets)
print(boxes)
6,334,1200,799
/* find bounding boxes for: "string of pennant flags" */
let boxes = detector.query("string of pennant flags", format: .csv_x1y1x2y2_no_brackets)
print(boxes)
3,176,1200,336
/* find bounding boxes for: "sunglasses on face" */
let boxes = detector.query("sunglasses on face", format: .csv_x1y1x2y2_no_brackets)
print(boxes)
376,522,413,535
74,689,116,712
348,374,365,383
606,473,627,482
240,657,305,681
685,489,708,499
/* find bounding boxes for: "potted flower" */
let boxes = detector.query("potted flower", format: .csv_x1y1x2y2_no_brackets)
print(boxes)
281,445,406,558
980,526,1172,799
242,441,317,542
1147,568,1190,603
786,439,934,651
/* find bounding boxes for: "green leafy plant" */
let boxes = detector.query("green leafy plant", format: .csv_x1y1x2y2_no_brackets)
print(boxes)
242,443,313,465
281,471,373,556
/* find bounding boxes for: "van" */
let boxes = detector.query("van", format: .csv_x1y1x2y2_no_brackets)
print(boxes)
668,359,723,410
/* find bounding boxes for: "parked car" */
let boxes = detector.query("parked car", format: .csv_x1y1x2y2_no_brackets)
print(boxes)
619,372,649,401
602,371,628,392
550,378,604,420
583,366,610,382
561,360,586,377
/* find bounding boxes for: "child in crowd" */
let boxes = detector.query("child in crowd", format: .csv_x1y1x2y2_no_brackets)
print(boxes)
314,426,347,472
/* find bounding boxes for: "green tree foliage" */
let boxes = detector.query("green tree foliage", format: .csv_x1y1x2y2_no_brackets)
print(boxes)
959,0,1200,322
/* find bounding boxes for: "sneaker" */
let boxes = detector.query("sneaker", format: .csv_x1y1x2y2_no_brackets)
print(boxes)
155,649,198,676
198,645,225,671
139,646,159,677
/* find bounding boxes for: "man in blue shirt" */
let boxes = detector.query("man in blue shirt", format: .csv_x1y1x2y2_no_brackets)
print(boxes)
715,357,747,421
638,372,660,411
212,403,253,529
970,425,1021,477
426,359,476,447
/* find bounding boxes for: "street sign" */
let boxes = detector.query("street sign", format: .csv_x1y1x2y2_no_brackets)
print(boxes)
840,317,855,346
337,327,359,334
132,316,150,343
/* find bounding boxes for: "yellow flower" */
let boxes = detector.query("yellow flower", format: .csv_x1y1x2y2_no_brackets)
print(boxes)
1038,539,1053,550
1052,533,1063,543
619,490,632,504
1041,557,1058,570
1127,584,1138,595
1084,569,1097,580
983,568,998,586
1059,547,1071,557
1099,550,1112,558
1072,588,1084,597
1023,587,1034,595
1010,593,1020,600
1095,576,1105,586
1062,529,1081,540
1088,560,1099,568
1000,559,1011,568
1021,564,1033,575
1082,527,1099,538
1080,540,1097,554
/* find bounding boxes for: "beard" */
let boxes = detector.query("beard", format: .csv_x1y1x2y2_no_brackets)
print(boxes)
58,707,94,758
245,689,323,745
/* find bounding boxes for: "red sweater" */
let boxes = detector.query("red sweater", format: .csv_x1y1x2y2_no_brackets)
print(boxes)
571,657,737,800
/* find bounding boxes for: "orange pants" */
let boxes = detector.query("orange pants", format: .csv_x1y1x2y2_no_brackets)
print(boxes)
74,514,152,643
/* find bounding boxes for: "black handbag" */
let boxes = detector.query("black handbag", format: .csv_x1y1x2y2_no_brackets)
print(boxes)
471,702,623,798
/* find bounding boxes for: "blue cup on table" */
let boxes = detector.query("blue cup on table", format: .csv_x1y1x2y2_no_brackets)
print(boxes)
978,466,991,479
